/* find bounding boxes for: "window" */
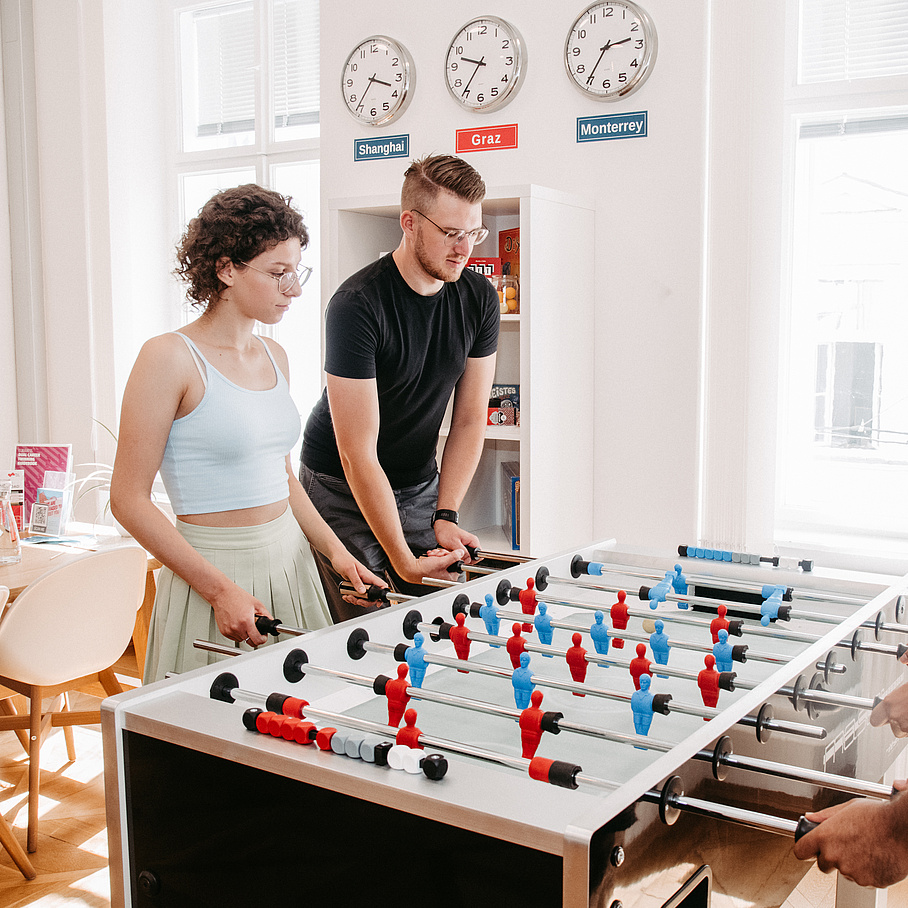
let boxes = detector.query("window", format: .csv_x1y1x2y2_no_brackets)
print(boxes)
776,1,908,555
175,0,322,415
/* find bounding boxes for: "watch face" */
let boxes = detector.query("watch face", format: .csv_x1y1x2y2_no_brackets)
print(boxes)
445,16,526,112
564,1,657,100
341,36,414,126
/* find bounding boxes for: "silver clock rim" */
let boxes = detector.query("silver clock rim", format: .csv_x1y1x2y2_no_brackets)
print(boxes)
444,15,527,114
563,0,658,101
341,34,415,127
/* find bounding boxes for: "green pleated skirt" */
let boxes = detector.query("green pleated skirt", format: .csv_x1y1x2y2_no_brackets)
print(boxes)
143,507,332,683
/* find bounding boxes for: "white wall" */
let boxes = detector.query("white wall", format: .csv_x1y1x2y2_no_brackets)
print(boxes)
320,0,713,551
0,0,783,550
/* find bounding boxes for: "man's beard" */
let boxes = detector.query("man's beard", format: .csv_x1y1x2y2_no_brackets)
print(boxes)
413,229,465,283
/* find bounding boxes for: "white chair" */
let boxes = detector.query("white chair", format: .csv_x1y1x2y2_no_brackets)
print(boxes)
0,585,35,880
0,548,146,854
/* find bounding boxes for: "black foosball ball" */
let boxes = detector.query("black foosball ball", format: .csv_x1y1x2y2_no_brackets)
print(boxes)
102,540,908,907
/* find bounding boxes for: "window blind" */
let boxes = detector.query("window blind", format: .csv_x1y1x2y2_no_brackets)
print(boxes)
799,112,908,138
273,0,319,128
193,2,255,137
800,0,908,84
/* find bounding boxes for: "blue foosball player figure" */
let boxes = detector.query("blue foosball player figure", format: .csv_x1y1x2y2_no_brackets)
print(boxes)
631,674,655,738
405,631,428,688
761,590,783,626
590,610,610,657
713,627,734,673
511,651,535,709
670,564,688,596
647,572,674,608
534,602,554,654
480,592,501,645
649,619,671,677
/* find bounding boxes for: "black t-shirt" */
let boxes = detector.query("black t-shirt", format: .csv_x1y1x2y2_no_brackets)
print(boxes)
302,254,500,488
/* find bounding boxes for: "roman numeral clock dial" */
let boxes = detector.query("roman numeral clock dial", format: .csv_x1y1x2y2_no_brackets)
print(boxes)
565,0,657,100
445,16,527,113
341,35,415,126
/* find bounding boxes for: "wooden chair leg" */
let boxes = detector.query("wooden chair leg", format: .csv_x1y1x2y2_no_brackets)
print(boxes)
61,692,76,763
98,668,125,698
27,689,41,853
0,812,36,880
0,698,29,755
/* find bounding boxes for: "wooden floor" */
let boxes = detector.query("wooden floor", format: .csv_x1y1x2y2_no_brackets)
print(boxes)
0,646,140,908
1,646,907,908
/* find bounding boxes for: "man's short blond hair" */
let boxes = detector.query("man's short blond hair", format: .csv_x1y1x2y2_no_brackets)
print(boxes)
401,154,486,213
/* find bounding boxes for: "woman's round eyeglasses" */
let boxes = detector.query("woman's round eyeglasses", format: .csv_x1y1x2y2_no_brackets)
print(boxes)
241,261,313,294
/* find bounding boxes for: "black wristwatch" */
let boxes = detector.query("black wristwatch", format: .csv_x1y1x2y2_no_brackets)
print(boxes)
431,508,459,526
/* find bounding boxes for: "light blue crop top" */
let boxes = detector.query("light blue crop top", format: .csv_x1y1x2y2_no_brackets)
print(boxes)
159,333,301,514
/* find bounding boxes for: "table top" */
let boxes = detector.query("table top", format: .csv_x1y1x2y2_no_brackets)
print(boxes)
0,534,160,601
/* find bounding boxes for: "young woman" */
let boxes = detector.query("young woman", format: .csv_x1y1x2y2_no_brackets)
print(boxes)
110,185,383,683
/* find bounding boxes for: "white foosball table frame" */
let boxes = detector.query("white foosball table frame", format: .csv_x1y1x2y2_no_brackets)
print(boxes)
103,539,908,908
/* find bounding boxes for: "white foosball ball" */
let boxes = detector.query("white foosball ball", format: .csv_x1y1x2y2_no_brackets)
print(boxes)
103,540,908,907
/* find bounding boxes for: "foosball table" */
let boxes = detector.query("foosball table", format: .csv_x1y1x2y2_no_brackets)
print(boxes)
102,539,908,907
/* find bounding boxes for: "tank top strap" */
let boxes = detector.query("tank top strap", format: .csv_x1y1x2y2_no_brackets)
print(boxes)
255,335,286,385
172,332,208,388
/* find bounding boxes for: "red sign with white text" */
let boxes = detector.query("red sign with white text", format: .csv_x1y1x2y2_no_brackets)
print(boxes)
455,124,518,154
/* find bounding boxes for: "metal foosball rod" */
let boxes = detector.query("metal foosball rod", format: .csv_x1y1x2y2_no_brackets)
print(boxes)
644,774,817,840
208,673,837,826
520,586,905,666
407,612,738,692
677,544,813,571
534,567,906,635
421,610,877,720
208,672,615,792
346,626,830,738
568,555,908,634
345,624,691,715
281,649,684,755
570,554,869,609
697,734,895,800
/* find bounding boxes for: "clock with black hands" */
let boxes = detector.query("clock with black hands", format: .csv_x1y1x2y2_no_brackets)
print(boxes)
445,16,527,112
341,35,415,126
564,1,657,100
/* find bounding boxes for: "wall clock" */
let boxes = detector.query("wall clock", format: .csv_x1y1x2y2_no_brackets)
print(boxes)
445,16,526,112
341,35,415,126
564,1,657,100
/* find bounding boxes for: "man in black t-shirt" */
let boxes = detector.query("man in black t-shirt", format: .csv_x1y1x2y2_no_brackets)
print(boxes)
301,155,499,620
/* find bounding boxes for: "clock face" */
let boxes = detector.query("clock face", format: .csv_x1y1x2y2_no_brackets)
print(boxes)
341,36,414,126
564,1,657,100
445,16,526,112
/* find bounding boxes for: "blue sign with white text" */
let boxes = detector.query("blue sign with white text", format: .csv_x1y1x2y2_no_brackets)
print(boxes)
354,134,410,161
576,112,647,143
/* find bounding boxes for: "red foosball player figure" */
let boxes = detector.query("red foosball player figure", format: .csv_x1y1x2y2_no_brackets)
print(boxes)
566,632,588,696
710,605,730,644
611,590,629,649
507,623,527,669
449,611,472,671
396,708,423,749
698,654,720,711
518,577,537,631
629,643,652,690
519,689,546,758
386,663,411,726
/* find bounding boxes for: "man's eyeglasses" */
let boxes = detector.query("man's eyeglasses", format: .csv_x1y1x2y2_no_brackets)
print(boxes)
412,209,489,247
240,261,313,295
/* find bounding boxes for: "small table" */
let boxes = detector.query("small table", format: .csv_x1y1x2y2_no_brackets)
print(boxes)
0,537,160,677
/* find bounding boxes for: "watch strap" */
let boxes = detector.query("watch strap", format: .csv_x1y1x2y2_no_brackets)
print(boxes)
432,508,459,526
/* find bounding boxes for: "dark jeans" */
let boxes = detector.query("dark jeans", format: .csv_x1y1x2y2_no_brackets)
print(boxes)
301,464,439,622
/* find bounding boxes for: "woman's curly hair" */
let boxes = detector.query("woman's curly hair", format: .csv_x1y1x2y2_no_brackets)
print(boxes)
174,184,309,311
